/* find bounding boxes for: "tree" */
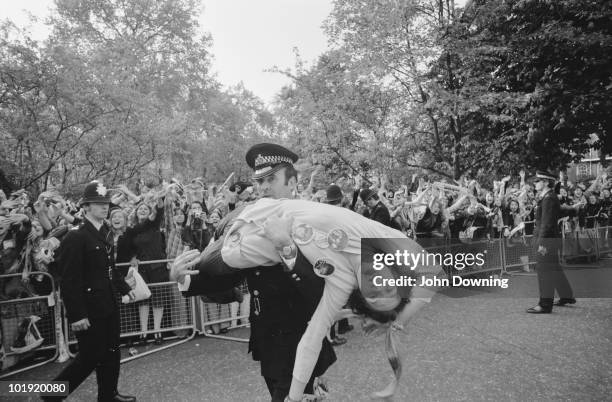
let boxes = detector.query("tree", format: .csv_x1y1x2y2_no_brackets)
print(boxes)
464,0,612,169
1,0,276,193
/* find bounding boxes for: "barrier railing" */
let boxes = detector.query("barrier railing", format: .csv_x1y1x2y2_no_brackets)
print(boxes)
0,272,60,379
3,225,612,379
422,236,505,278
197,281,250,343
64,259,198,363
560,217,599,265
499,221,537,276
501,234,537,275
596,225,612,259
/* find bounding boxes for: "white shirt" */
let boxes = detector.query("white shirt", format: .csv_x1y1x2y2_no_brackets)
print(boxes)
220,198,441,386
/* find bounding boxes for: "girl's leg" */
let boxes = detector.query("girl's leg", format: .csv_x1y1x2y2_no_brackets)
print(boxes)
138,304,149,344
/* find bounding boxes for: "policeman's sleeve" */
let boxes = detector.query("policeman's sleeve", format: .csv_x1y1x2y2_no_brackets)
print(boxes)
181,270,244,297
58,232,88,323
539,197,558,238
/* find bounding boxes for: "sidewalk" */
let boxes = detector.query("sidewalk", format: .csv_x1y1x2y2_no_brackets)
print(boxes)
6,268,612,401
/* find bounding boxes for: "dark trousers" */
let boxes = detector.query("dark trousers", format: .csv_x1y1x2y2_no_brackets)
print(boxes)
535,245,573,308
52,313,121,401
264,375,315,402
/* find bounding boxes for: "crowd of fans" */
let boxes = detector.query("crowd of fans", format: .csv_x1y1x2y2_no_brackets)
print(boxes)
1,167,612,367
2,168,612,301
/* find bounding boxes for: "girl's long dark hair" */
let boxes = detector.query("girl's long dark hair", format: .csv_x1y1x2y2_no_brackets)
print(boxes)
347,289,408,399
347,289,408,323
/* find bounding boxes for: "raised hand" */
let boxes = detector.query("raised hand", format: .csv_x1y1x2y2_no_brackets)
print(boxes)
169,249,201,284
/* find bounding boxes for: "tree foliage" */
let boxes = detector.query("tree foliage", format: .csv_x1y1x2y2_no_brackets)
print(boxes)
0,0,273,194
274,0,612,184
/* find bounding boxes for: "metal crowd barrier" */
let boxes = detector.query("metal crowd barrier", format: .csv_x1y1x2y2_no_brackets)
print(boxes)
499,221,537,276
420,237,505,278
596,225,612,258
0,272,60,379
4,226,612,379
65,259,198,363
560,217,599,265
196,281,250,343
501,234,537,275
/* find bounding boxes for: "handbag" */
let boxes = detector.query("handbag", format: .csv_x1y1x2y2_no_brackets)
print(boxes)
10,315,44,354
121,266,151,304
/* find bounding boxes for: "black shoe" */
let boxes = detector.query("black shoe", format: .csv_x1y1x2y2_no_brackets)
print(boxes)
137,335,147,346
153,333,162,345
112,393,136,402
331,336,347,346
526,305,552,314
338,324,354,335
554,298,576,306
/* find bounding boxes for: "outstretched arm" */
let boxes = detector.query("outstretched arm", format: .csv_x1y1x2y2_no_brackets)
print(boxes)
288,283,352,401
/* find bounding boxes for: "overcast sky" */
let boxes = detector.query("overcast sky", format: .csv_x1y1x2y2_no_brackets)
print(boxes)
3,1,469,106
2,0,333,106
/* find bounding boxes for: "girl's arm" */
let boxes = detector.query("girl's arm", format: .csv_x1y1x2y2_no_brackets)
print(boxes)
447,193,468,214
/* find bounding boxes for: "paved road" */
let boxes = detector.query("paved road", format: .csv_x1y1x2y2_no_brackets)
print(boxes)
5,265,612,401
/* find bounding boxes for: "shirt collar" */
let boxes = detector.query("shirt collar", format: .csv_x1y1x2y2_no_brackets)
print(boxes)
85,215,104,231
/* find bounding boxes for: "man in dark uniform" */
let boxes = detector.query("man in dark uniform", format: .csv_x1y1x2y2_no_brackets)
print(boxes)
360,188,393,228
46,182,136,401
527,170,576,314
171,143,336,401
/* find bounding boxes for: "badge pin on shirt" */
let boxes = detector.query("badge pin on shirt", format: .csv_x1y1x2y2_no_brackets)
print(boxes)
314,258,335,277
327,228,348,251
292,223,315,245
228,231,241,247
314,232,329,249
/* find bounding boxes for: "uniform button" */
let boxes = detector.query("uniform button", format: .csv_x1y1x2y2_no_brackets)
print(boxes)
292,273,297,278
254,310,260,316
87,288,91,291
255,271,260,276
253,290,259,296
295,278,301,281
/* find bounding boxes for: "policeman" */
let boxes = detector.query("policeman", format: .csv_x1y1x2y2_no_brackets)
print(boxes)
172,143,335,402
360,188,393,227
527,170,575,314
48,182,136,401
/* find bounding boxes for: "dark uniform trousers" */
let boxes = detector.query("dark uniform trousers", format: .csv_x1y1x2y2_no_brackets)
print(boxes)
534,190,574,308
184,248,336,402
49,220,131,401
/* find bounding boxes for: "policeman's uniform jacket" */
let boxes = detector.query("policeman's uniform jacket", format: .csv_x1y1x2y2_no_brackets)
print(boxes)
533,188,561,263
58,219,131,323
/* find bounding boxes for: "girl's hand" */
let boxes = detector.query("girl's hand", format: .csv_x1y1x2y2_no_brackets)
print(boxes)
169,249,201,284
361,317,391,337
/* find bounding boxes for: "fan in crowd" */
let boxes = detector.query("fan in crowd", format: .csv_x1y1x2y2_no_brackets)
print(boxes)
2,167,611,296
1,161,611,383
